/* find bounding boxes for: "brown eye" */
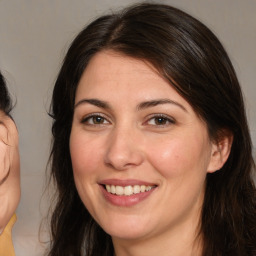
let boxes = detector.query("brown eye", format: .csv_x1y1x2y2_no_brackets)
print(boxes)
154,117,168,125
147,115,175,126
93,116,105,124
82,114,109,125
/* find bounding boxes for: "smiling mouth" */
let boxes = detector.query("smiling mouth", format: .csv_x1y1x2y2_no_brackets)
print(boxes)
104,184,156,196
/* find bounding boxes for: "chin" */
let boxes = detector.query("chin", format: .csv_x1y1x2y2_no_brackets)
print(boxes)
99,216,151,241
106,228,147,241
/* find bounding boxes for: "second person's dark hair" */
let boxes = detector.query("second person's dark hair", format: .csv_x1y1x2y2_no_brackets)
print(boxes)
0,71,12,114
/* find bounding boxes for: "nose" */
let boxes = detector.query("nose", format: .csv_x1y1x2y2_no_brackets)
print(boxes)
104,126,144,171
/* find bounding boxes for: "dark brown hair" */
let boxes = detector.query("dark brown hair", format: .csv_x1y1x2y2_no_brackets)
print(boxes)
0,71,12,115
48,3,256,256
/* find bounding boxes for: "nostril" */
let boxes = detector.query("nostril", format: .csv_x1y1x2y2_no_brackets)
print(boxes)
104,149,144,171
104,131,144,170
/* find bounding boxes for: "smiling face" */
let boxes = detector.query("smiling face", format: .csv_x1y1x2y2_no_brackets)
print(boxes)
70,51,220,247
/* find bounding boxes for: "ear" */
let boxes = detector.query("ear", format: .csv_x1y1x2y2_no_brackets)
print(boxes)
207,131,233,173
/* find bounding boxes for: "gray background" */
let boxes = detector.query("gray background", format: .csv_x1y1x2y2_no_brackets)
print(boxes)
0,0,255,255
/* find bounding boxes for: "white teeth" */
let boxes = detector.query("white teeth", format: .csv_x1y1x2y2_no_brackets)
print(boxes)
146,186,152,191
133,185,140,194
111,185,116,194
141,185,146,192
104,184,155,196
124,186,133,196
106,185,111,192
115,186,124,195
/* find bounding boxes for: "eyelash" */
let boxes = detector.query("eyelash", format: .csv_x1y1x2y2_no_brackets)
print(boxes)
81,113,175,127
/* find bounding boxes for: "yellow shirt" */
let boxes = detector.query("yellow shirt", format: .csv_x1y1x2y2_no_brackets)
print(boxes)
0,214,16,256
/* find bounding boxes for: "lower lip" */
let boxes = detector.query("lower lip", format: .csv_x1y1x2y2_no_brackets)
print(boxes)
100,185,156,207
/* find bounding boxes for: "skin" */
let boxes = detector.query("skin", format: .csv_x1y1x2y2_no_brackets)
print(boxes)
70,50,232,256
0,111,20,233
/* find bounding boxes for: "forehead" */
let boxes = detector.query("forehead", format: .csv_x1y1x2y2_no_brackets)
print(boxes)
81,50,160,83
75,51,191,109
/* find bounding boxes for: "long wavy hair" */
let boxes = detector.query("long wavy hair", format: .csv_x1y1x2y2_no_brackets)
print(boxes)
47,3,256,256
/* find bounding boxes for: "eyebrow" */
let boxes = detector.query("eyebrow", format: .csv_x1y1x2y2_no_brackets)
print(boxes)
75,99,110,109
137,99,187,112
74,98,187,112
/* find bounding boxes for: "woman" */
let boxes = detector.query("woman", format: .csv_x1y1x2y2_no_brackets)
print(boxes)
0,71,20,255
47,3,256,256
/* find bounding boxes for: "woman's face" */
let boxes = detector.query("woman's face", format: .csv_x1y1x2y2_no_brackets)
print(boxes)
70,51,219,243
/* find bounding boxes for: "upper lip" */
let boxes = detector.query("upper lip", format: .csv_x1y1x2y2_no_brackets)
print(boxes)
99,179,157,186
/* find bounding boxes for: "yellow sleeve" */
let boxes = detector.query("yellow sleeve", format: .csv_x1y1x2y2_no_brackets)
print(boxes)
0,214,17,256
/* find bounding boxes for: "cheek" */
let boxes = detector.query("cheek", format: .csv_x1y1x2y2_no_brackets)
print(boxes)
69,132,101,209
146,135,210,179
70,132,103,178
0,141,9,180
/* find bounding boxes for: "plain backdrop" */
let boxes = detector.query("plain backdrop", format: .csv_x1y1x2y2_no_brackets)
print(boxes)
0,0,255,255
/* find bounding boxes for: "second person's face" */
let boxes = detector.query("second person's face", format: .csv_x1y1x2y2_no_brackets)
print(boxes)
0,111,20,230
70,50,218,244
